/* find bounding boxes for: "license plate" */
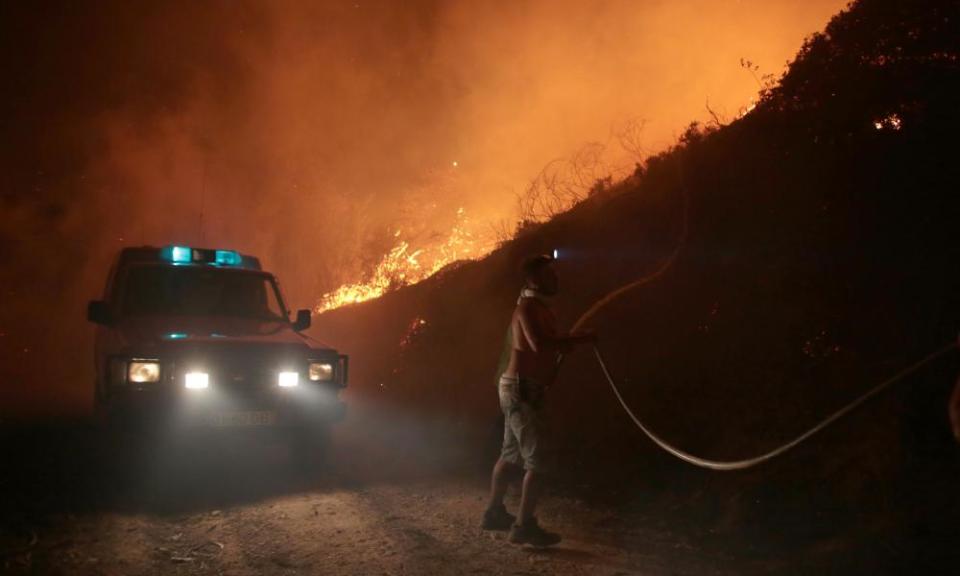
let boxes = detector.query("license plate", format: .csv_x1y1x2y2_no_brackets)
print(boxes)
210,411,277,427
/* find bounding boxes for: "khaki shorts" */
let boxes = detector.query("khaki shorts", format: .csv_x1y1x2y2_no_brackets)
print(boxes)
498,375,546,471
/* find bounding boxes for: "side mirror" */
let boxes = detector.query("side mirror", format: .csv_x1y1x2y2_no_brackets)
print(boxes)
87,300,113,326
293,309,312,332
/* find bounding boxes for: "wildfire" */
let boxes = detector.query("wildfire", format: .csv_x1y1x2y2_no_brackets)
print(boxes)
315,207,497,313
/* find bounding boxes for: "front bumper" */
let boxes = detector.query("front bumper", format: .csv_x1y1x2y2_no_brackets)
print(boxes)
100,383,346,432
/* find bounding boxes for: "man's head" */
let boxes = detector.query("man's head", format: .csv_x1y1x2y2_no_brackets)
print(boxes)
522,254,559,295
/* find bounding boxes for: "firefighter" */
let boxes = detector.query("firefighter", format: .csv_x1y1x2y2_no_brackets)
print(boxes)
481,254,595,546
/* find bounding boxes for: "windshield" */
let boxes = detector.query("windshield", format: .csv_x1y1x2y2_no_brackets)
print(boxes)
120,265,287,320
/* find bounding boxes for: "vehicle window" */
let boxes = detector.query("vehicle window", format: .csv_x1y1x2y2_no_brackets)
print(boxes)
121,266,286,320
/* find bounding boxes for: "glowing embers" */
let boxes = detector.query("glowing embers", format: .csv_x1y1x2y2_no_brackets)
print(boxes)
802,330,841,361
278,371,299,388
873,113,902,131
185,371,210,390
399,317,428,350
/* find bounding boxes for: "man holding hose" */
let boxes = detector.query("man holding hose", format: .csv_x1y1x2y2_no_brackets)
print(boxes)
481,254,595,546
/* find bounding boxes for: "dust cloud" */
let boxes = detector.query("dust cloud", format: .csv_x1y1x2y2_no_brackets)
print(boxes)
0,0,846,416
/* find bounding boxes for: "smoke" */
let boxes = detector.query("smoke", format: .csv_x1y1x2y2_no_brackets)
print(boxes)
0,0,846,416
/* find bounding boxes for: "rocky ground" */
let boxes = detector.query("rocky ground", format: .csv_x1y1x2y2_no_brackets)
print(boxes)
2,477,721,576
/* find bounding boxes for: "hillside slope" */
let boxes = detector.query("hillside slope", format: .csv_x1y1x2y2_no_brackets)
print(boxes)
314,0,959,567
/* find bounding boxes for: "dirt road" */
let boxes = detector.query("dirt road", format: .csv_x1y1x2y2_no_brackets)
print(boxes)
0,421,733,576
3,412,956,575
10,479,693,576
2,439,715,576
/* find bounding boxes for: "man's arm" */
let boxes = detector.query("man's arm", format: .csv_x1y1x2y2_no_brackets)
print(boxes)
517,300,596,354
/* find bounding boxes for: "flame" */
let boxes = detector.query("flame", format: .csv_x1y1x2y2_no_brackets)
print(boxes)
737,98,757,119
316,207,497,313
316,91,770,315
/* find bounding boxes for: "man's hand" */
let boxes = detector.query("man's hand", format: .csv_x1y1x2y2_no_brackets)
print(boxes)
555,331,597,354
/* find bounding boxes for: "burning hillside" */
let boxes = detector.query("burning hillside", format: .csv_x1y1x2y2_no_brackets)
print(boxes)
316,207,497,312
314,0,960,567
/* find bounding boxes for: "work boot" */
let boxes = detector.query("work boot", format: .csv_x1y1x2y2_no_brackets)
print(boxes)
508,517,562,547
480,503,516,531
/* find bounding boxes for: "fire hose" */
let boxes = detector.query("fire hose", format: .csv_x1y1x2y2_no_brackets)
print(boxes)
564,154,958,470
590,341,957,471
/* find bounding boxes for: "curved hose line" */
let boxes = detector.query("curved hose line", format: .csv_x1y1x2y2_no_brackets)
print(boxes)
592,342,957,471
565,154,956,469
571,160,689,334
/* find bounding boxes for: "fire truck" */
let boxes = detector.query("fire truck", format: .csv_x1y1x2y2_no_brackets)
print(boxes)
87,245,347,449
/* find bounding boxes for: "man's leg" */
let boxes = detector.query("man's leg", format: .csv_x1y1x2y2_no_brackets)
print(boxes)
508,393,560,546
482,408,520,531
509,466,560,546
488,457,514,509
517,468,540,525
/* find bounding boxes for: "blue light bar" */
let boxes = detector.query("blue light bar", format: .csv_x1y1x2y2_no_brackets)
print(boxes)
160,245,193,264
165,332,188,340
157,245,258,269
215,250,242,266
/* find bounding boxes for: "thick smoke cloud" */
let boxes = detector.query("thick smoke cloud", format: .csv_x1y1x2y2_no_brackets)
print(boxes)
0,0,845,416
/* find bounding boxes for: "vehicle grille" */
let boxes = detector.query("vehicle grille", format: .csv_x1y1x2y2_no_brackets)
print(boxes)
171,346,301,398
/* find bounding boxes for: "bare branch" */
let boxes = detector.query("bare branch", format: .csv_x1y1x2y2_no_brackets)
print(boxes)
705,98,724,128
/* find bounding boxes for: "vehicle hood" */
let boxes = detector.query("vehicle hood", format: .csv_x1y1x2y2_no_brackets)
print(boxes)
112,316,311,348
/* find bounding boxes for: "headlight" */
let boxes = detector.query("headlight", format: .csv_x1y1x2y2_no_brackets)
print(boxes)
278,371,299,388
128,360,160,383
308,362,334,382
185,372,209,389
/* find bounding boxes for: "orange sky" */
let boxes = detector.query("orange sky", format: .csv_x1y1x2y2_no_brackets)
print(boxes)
74,0,848,308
